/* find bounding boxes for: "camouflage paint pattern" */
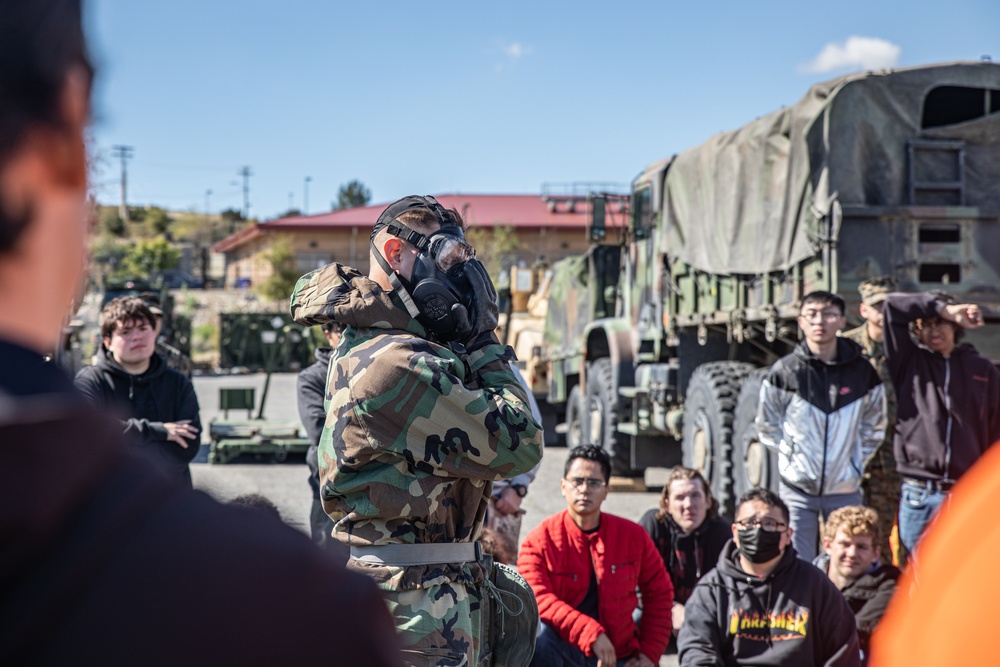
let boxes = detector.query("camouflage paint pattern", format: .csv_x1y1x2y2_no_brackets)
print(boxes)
842,323,900,559
291,262,543,665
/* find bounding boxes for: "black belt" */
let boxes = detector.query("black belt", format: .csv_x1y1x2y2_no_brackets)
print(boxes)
902,476,955,493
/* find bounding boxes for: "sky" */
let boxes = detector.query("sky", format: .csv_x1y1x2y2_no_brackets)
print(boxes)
86,0,1000,222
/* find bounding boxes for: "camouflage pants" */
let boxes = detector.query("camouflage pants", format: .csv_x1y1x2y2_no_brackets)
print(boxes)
862,438,901,561
385,581,485,667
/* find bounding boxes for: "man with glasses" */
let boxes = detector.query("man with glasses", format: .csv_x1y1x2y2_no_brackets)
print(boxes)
518,445,672,667
882,290,999,555
290,195,543,666
757,291,886,561
678,489,859,666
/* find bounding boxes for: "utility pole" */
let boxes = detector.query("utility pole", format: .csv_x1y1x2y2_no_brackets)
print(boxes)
205,188,212,216
112,145,134,223
238,166,252,220
304,176,312,215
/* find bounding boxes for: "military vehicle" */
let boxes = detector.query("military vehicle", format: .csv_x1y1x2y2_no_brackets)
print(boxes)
542,62,1000,514
208,313,313,463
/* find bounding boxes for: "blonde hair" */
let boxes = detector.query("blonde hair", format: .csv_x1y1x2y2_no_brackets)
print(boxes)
823,505,881,544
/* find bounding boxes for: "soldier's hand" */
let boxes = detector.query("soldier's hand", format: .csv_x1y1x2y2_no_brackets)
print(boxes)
463,259,499,341
592,633,616,667
624,653,655,667
164,420,199,447
493,486,523,514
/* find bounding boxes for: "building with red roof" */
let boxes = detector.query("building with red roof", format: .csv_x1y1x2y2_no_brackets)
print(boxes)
212,193,595,289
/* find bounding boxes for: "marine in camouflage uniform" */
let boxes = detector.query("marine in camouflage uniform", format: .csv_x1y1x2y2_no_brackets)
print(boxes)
290,208,542,666
841,276,900,561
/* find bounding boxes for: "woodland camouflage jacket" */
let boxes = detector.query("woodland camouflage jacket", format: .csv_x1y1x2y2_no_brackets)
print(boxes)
290,263,543,590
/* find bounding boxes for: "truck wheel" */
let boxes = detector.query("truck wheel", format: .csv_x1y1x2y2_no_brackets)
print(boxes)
565,385,584,450
732,367,780,502
682,361,755,518
585,357,634,476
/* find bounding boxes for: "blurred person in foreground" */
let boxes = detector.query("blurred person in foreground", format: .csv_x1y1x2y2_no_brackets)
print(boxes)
870,442,1000,667
638,466,730,645
678,488,859,666
518,445,673,667
290,195,543,666
813,506,900,665
0,2,399,664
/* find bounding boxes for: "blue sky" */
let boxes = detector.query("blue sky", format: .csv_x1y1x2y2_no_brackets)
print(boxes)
86,0,999,221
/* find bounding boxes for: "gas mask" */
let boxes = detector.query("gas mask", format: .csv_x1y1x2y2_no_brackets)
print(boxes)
371,196,477,341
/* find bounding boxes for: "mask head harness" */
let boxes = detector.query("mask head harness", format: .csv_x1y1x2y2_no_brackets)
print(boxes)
371,195,476,341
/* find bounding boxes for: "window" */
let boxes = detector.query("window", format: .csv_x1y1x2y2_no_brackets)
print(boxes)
922,86,1000,128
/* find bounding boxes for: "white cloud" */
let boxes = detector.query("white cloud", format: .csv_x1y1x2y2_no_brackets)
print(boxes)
802,36,901,73
503,42,531,60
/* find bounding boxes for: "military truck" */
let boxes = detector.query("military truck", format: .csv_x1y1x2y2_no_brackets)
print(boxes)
544,62,1000,514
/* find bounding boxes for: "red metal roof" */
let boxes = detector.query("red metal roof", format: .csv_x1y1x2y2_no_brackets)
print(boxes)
212,193,588,254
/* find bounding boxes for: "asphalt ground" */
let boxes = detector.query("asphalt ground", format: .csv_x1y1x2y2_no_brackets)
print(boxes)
190,371,679,666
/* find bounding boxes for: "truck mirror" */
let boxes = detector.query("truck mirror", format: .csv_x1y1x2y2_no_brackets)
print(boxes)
589,196,607,243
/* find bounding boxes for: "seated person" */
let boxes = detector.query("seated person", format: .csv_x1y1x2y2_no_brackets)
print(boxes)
678,488,859,666
813,506,900,663
639,466,731,640
518,445,673,667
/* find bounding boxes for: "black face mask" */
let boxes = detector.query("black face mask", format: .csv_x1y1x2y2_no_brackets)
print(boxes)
737,526,784,564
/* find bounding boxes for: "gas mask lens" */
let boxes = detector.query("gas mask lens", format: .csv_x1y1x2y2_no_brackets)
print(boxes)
430,235,476,275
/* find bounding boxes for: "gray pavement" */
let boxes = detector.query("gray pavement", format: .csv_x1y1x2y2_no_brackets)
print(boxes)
190,371,679,666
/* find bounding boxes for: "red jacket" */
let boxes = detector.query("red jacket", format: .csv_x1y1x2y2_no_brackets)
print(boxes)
517,510,673,661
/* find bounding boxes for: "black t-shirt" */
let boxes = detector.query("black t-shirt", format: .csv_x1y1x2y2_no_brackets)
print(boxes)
577,525,600,620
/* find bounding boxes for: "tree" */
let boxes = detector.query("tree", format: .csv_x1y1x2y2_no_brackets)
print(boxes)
220,207,245,235
120,237,180,278
98,205,126,237
256,235,300,303
333,180,371,210
144,206,172,235
465,222,520,279
278,208,302,218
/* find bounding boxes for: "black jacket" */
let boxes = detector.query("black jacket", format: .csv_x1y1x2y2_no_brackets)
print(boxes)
638,509,731,605
0,339,401,666
75,347,201,484
297,345,334,484
678,542,860,666
883,292,1000,481
812,555,900,657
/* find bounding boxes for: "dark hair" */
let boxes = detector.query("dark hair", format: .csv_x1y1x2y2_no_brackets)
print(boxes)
0,0,93,253
564,445,612,484
735,488,790,524
100,296,156,339
228,493,282,521
321,320,346,335
655,466,718,523
800,290,845,316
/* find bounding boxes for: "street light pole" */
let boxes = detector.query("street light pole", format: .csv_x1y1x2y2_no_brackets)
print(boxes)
304,176,312,215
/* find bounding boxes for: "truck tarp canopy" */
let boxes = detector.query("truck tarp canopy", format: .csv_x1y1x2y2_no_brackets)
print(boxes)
660,61,1000,275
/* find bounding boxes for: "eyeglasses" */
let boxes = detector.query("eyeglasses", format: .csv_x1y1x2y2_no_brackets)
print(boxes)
735,518,788,533
565,477,607,491
799,309,842,323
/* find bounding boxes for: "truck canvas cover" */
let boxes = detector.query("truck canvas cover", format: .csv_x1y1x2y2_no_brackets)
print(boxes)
660,61,1000,275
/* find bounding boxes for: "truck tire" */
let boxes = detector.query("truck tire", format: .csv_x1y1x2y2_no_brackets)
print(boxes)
732,367,781,502
584,357,633,476
564,385,584,450
681,361,755,518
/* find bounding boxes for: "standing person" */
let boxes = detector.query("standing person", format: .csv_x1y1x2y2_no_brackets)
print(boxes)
638,466,731,643
0,2,400,665
678,489,860,667
518,445,673,667
486,362,543,564
841,277,901,562
290,195,544,666
882,290,1000,553
296,319,346,555
756,290,886,561
75,296,201,487
813,505,900,664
